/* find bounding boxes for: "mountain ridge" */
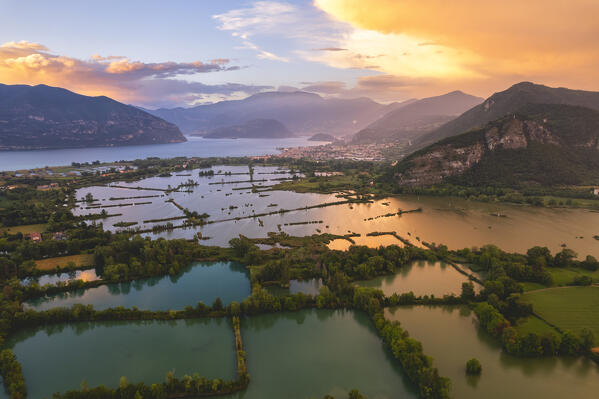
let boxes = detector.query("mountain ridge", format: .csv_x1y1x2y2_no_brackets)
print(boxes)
395,103,599,187
148,90,403,136
352,91,483,144
415,82,599,149
0,83,185,150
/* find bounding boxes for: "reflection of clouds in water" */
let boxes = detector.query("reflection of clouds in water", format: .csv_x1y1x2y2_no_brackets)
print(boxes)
75,168,599,258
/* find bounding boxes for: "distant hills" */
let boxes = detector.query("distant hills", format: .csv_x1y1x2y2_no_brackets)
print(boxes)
0,84,185,150
415,82,599,149
395,103,599,187
309,133,336,142
352,91,483,144
148,91,403,136
201,119,293,139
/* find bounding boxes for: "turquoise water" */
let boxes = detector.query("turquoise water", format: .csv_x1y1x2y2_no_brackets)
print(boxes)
25,261,251,311
5,318,235,399
227,309,417,399
265,278,323,296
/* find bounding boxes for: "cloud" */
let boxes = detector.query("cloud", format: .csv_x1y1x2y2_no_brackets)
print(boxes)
0,41,270,107
313,47,347,51
315,0,599,94
300,76,433,102
238,40,289,62
213,1,348,63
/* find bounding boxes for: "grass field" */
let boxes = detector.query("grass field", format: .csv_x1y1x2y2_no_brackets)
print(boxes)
515,315,558,336
520,286,599,338
0,224,47,235
548,267,599,286
34,254,94,271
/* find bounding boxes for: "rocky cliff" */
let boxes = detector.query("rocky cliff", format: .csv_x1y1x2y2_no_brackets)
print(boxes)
396,104,599,187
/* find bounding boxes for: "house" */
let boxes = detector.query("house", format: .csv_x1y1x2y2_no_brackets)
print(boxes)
53,232,67,240
28,232,42,242
36,183,59,191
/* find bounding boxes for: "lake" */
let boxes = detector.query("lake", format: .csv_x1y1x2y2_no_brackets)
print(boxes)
5,318,235,399
24,261,251,311
265,278,323,296
355,260,480,297
227,309,417,399
22,268,100,286
385,305,599,399
76,169,599,258
0,136,325,171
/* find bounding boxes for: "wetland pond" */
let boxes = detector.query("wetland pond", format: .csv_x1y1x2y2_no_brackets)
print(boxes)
385,305,599,399
24,261,250,311
21,269,100,286
5,318,235,399
227,309,417,399
75,165,599,258
355,260,480,297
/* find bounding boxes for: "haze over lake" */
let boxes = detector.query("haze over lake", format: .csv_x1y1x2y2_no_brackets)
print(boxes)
0,136,325,171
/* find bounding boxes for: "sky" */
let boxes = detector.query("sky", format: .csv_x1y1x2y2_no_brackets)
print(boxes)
1,0,598,108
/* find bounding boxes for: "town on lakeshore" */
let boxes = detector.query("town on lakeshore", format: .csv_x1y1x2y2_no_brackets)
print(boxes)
1,1,599,399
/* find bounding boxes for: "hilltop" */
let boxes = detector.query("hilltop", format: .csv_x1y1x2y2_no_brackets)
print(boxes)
353,91,483,144
395,103,599,187
202,119,293,139
416,82,599,148
148,91,399,136
0,84,185,150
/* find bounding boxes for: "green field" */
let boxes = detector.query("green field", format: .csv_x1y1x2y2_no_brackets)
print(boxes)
515,315,558,336
520,286,599,338
548,267,599,286
0,224,47,234
34,254,94,271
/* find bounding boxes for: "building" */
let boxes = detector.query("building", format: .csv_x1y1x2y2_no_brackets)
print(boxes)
53,232,67,240
36,183,59,191
28,232,42,242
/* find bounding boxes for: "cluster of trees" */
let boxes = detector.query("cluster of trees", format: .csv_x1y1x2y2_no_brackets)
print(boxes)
93,236,204,281
475,303,595,357
373,312,450,399
0,223,110,279
320,245,430,280
0,186,69,227
0,349,26,399
51,372,246,399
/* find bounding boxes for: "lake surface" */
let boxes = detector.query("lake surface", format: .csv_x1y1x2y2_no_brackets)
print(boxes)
25,261,250,311
356,261,479,297
74,168,599,257
22,268,100,286
228,309,417,399
265,278,323,296
385,306,599,399
5,318,235,399
0,136,325,171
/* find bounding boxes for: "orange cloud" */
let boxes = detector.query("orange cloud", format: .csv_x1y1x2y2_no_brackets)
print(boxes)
0,41,269,107
315,0,599,95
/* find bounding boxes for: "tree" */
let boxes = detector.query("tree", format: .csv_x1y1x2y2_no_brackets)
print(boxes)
466,358,482,375
461,281,476,301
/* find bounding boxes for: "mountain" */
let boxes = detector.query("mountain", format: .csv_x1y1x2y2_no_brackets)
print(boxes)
395,103,599,187
353,91,483,144
148,91,400,136
416,82,599,148
0,84,185,150
202,119,293,139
